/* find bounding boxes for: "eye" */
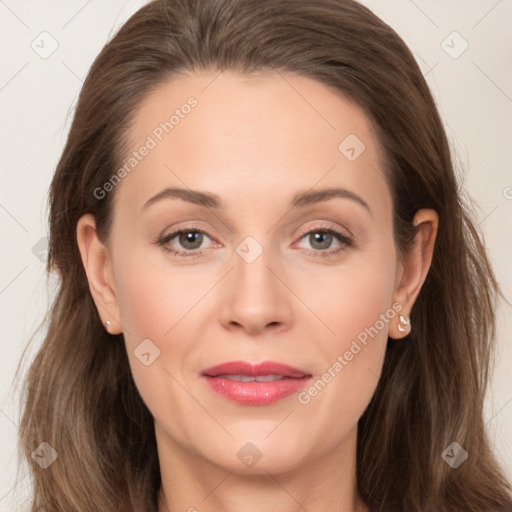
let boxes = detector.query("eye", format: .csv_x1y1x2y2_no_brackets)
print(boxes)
295,226,353,257
156,226,216,258
155,224,354,259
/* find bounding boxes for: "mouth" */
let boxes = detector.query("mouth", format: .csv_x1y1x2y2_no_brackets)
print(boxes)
201,361,312,406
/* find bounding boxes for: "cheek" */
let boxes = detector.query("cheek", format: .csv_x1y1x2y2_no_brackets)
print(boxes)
296,245,397,422
305,244,397,354
333,263,396,350
113,263,202,438
111,250,185,389
114,246,202,341
112,245,219,402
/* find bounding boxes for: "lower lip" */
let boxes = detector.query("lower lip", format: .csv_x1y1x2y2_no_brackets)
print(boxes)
203,376,311,405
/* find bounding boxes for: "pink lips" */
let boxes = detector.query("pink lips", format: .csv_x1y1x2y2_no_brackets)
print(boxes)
201,361,312,406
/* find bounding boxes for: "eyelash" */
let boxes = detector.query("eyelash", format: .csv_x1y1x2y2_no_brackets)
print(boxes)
156,224,353,259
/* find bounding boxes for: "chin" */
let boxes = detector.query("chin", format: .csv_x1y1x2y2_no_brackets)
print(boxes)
201,432,314,476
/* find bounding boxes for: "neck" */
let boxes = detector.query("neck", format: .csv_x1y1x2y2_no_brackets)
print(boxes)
155,424,367,512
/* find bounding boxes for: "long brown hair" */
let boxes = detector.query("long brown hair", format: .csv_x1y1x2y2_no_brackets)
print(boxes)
15,0,512,510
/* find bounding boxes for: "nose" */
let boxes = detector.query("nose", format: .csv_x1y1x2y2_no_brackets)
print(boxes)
219,244,294,336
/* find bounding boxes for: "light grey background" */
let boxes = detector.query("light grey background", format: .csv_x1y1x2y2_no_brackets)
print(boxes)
0,0,511,509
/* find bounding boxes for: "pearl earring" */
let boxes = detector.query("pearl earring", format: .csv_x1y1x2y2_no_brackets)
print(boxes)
397,314,411,333
104,320,112,329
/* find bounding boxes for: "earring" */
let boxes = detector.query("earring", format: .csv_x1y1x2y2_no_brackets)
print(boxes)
104,320,112,330
397,314,411,333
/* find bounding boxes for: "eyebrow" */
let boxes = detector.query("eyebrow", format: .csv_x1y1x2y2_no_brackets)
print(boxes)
142,186,371,215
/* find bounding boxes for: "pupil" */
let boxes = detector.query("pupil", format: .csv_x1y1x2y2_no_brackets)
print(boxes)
311,232,331,250
180,232,202,249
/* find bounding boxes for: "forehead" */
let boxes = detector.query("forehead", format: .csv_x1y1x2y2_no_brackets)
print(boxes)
114,70,390,217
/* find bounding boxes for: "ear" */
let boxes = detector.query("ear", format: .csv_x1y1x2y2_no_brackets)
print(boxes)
389,208,438,339
76,214,123,335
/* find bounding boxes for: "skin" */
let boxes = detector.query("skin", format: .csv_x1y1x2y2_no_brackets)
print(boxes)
77,70,438,512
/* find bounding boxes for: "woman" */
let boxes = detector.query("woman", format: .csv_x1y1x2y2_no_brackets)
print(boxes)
16,0,512,510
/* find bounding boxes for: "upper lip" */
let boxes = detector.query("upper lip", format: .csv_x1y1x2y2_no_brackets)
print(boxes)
201,360,310,379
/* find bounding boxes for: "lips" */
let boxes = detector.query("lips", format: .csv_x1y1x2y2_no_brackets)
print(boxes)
201,361,312,406
202,361,309,379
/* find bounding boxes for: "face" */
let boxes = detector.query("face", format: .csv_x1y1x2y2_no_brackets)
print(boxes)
92,70,409,474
